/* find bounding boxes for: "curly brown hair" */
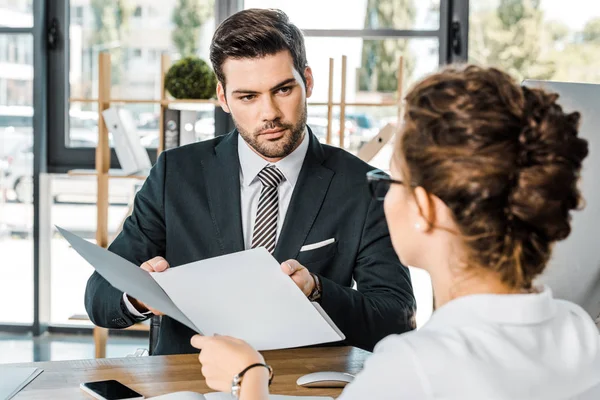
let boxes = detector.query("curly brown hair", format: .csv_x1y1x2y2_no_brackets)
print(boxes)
398,65,589,289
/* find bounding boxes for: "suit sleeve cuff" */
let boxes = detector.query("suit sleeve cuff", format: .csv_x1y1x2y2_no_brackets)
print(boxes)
122,292,152,320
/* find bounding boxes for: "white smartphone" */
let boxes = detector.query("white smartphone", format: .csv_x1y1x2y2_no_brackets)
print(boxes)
80,380,145,400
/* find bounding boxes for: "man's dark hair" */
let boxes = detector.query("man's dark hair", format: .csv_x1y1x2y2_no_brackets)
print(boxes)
210,8,308,89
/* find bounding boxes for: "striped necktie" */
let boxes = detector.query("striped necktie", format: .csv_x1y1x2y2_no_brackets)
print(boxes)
251,166,285,253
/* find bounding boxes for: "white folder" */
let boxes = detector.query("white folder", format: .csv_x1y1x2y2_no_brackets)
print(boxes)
102,107,152,175
149,391,332,400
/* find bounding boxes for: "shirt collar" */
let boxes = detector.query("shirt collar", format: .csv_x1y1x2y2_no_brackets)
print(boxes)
423,285,557,330
238,128,309,188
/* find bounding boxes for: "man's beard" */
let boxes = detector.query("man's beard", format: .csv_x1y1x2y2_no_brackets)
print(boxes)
234,104,307,159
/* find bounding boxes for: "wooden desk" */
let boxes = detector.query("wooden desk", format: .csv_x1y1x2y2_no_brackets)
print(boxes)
12,346,368,399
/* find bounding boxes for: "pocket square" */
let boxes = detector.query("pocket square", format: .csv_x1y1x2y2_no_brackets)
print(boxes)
300,238,335,252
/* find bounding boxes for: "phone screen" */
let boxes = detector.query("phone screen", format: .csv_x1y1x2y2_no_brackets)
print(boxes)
81,380,144,400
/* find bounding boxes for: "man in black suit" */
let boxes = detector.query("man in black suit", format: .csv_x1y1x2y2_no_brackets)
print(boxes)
85,8,415,355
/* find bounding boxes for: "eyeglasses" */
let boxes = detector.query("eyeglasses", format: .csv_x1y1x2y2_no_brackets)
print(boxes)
366,169,406,201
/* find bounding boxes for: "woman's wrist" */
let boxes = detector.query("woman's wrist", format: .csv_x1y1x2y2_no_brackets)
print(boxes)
232,361,272,399
242,366,270,383
239,368,270,400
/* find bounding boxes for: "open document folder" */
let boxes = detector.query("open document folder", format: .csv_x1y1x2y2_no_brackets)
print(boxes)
0,367,43,400
149,391,332,400
57,227,344,350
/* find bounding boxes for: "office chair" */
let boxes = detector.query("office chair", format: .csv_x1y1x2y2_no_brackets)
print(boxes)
148,315,161,355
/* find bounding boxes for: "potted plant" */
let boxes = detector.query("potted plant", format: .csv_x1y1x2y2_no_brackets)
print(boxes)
164,57,217,99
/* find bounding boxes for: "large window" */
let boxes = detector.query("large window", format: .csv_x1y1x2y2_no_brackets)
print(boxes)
469,0,600,84
244,0,446,161
47,0,217,172
245,0,441,30
0,32,34,324
0,0,33,28
2,0,463,334
304,36,439,155
48,0,216,325
67,0,216,151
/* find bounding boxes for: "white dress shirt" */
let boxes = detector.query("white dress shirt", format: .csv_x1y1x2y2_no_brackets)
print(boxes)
339,286,600,399
238,129,309,249
124,130,310,318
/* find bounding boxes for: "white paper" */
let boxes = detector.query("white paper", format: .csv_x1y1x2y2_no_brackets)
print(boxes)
150,248,344,350
0,367,43,400
149,392,332,400
205,394,333,400
58,227,343,350
57,226,200,333
149,392,205,400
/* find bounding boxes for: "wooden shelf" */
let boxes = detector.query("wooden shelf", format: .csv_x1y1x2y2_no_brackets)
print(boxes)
70,97,397,108
310,101,398,107
70,97,219,105
167,98,219,104
67,169,148,180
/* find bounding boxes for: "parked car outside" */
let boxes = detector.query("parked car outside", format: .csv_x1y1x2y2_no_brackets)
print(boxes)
2,138,140,204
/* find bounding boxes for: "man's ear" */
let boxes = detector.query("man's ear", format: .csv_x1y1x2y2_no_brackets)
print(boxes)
304,66,314,98
216,81,230,113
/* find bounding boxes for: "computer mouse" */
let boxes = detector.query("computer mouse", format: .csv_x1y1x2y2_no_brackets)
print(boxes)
296,371,355,388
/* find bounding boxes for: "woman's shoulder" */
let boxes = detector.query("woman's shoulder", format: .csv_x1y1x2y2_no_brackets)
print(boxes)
338,334,432,399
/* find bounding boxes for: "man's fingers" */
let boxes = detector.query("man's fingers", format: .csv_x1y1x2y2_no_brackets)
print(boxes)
140,263,154,272
281,259,303,276
280,262,293,276
148,256,169,272
290,273,303,286
140,257,170,272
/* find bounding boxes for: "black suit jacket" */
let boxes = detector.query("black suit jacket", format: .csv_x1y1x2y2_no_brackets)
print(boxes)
85,129,415,354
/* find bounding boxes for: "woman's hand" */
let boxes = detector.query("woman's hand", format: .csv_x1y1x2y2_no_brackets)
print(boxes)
190,335,267,393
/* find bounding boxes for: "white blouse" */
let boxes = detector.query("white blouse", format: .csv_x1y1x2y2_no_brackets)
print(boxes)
339,286,600,399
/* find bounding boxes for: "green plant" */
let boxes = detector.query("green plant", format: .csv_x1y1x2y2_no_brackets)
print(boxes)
164,57,217,99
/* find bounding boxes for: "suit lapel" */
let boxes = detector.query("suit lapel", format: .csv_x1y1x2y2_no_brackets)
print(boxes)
273,130,334,263
201,131,245,254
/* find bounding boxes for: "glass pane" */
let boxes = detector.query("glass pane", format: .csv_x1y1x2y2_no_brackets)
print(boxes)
50,176,142,324
67,102,216,149
308,105,397,156
0,33,33,324
305,37,439,104
0,0,33,28
469,0,600,83
244,0,441,30
70,0,215,100
0,336,33,363
303,37,438,154
69,0,216,146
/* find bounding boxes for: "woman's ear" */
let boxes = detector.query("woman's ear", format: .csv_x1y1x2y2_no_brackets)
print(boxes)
413,186,436,232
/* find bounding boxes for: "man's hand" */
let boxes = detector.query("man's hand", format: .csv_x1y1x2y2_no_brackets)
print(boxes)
280,259,315,297
127,256,170,316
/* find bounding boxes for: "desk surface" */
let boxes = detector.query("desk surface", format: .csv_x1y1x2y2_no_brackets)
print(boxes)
11,346,368,399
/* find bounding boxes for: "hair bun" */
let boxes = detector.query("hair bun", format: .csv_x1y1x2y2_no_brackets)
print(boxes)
399,65,589,289
507,87,588,243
